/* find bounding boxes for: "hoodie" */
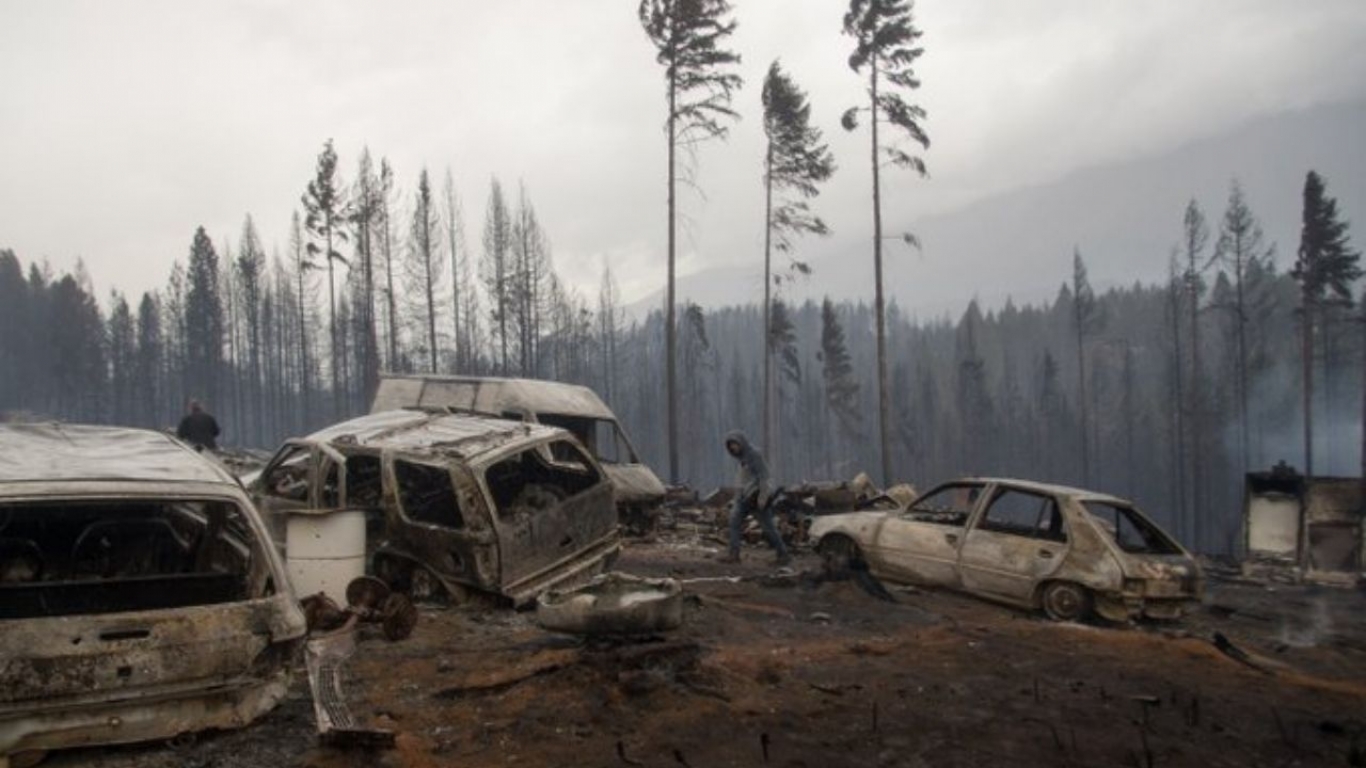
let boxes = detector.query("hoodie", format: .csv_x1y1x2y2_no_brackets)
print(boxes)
725,430,770,506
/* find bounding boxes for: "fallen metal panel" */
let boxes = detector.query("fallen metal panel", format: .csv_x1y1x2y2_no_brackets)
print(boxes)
304,623,395,750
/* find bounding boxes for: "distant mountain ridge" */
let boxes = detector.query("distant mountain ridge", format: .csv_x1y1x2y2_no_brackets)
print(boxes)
629,101,1366,319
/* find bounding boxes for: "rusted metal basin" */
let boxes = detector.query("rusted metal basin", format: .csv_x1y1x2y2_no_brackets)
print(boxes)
536,572,683,635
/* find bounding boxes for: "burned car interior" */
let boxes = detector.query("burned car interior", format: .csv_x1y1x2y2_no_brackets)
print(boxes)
0,499,271,619
487,440,603,516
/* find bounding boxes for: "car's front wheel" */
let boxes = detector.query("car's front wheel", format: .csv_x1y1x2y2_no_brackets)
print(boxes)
818,534,863,578
1040,580,1093,622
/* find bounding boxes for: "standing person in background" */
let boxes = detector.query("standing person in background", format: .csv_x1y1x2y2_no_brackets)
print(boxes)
176,399,220,452
720,430,790,566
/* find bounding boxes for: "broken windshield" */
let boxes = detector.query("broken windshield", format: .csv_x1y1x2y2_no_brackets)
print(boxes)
538,413,636,465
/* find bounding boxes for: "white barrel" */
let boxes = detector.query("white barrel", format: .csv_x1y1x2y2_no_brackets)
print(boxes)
285,510,367,604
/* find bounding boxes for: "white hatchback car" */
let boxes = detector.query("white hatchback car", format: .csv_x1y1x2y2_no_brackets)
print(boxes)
809,477,1203,621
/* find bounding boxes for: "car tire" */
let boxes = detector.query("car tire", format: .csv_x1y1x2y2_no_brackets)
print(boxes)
818,535,862,578
1041,581,1092,622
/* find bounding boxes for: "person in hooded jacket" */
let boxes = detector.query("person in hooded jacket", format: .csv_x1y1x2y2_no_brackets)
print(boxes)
721,430,790,565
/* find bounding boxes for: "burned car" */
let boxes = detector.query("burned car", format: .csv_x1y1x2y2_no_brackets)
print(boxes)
370,374,666,522
810,477,1203,621
0,423,307,760
249,410,621,607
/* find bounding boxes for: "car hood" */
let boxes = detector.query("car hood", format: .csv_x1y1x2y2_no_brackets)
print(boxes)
604,463,666,505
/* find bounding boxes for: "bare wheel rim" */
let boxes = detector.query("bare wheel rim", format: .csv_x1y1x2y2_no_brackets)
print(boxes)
1043,583,1086,620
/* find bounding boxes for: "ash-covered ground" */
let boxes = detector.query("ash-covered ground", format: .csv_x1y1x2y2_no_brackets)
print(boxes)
42,530,1366,768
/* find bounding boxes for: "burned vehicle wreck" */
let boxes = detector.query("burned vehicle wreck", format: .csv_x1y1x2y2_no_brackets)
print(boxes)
0,423,307,760
810,478,1203,621
250,410,621,607
370,374,666,523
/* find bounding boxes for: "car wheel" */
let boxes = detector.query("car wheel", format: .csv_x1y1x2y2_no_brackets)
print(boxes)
1041,581,1092,622
819,535,862,578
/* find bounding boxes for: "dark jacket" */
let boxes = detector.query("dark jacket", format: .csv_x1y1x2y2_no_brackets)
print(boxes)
177,411,220,451
725,430,770,506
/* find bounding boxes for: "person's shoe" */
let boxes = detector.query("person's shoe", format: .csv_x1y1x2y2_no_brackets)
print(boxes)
774,552,792,567
718,553,741,564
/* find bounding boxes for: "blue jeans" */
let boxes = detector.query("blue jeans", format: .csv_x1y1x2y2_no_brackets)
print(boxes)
729,494,789,559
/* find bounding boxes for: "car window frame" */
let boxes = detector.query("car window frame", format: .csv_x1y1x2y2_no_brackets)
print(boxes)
977,487,1068,543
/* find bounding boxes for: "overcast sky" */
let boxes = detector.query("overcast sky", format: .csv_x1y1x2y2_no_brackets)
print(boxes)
2,0,1364,307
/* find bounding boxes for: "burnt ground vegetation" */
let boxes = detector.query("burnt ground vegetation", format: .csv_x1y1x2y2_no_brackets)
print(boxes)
40,535,1366,768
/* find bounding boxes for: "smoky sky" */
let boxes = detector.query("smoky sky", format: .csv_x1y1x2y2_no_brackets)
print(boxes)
2,0,1364,306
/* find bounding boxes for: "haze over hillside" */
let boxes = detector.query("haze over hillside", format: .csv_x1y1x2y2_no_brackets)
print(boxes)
633,100,1366,319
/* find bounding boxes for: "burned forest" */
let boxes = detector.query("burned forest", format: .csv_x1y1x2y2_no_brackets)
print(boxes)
4,1,1366,767
0,195,1359,557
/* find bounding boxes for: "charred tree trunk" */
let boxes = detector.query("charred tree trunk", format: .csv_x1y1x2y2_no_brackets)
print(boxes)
666,70,679,484
870,61,893,486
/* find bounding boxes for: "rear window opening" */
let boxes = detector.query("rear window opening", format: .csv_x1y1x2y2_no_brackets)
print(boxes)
1083,502,1182,555
485,440,602,518
0,499,269,619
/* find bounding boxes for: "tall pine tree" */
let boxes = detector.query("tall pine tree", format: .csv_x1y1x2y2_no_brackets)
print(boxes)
639,0,743,483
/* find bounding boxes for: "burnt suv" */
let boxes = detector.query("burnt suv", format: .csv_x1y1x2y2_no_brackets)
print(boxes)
0,423,307,761
249,410,621,606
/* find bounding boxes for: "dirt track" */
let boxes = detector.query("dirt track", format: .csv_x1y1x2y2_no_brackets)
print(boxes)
42,538,1366,768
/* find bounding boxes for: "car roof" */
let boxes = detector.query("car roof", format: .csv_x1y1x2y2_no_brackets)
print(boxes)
0,422,236,486
942,476,1130,504
373,374,615,420
303,409,566,461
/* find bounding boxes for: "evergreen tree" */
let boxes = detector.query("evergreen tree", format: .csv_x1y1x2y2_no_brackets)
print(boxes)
378,158,401,371
482,178,514,374
134,292,162,426
598,265,623,403
761,60,836,460
443,167,466,372
0,250,26,410
1071,249,1101,485
288,211,317,425
1180,200,1211,548
1292,170,1361,477
1213,179,1275,475
184,226,224,412
639,0,743,483
406,168,443,373
237,215,266,444
301,139,351,418
48,273,106,421
841,0,929,485
351,149,382,404
819,298,861,440
107,291,135,424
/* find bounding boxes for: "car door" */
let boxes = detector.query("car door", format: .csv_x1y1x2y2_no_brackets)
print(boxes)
871,481,986,587
957,486,1068,602
386,456,493,586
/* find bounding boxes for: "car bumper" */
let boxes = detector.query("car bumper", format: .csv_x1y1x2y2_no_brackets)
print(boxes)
0,670,292,758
